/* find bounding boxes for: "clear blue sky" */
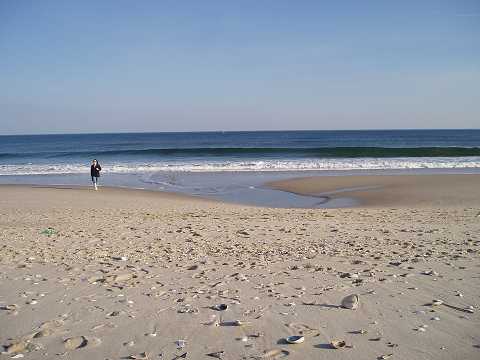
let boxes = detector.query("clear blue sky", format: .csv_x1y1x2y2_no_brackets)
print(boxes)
1,0,479,134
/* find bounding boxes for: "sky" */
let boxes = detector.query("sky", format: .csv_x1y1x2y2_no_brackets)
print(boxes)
0,0,479,134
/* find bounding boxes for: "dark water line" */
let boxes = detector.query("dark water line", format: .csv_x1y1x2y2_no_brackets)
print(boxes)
2,146,480,160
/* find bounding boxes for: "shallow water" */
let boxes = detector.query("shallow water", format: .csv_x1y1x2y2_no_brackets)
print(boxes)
1,168,479,208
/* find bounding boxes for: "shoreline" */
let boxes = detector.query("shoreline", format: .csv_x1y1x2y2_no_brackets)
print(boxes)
2,172,480,209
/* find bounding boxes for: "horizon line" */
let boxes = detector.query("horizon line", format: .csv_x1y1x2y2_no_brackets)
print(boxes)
1,128,480,137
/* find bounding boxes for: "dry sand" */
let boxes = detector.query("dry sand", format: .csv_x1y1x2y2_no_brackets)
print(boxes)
0,177,479,360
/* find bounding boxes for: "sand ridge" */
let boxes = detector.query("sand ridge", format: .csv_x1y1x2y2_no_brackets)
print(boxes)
267,174,480,208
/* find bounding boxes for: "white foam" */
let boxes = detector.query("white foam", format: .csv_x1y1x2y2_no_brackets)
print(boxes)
1,157,480,175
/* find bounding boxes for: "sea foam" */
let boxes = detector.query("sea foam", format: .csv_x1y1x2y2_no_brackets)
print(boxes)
1,157,480,175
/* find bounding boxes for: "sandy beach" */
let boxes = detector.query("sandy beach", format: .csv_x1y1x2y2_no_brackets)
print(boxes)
1,176,479,360
3,0,479,358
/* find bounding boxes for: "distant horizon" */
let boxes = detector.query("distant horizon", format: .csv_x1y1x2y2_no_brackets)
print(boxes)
1,127,480,137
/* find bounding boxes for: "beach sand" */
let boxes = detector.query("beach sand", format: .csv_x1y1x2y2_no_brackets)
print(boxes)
0,176,479,359
268,174,480,208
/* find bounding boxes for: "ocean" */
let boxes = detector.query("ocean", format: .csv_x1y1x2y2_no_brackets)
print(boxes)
1,129,479,207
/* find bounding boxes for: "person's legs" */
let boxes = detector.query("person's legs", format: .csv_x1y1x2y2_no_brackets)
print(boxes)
92,176,98,190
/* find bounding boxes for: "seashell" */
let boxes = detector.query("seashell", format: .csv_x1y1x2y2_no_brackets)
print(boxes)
378,354,393,359
206,351,225,358
232,320,251,326
203,319,220,327
178,306,198,314
175,340,186,349
5,341,27,354
286,335,305,344
33,329,54,338
112,273,133,282
211,303,228,311
249,332,264,338
87,275,105,284
441,302,475,313
1,304,18,311
128,352,148,360
112,256,128,261
341,294,359,309
259,348,290,358
107,310,125,317
330,339,346,349
173,353,187,360
219,320,251,327
431,299,443,306
64,336,88,350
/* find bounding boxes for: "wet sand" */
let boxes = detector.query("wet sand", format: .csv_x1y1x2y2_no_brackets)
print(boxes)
267,174,480,208
0,181,479,359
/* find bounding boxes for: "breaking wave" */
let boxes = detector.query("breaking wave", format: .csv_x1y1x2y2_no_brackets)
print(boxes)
2,157,480,175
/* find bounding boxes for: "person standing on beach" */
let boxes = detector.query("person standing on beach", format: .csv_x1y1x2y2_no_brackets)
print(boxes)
90,159,101,190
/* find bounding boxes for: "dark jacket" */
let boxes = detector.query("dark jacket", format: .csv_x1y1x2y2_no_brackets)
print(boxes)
91,163,101,177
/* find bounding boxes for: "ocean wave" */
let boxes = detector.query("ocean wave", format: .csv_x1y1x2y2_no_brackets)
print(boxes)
1,157,480,175
2,146,480,159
